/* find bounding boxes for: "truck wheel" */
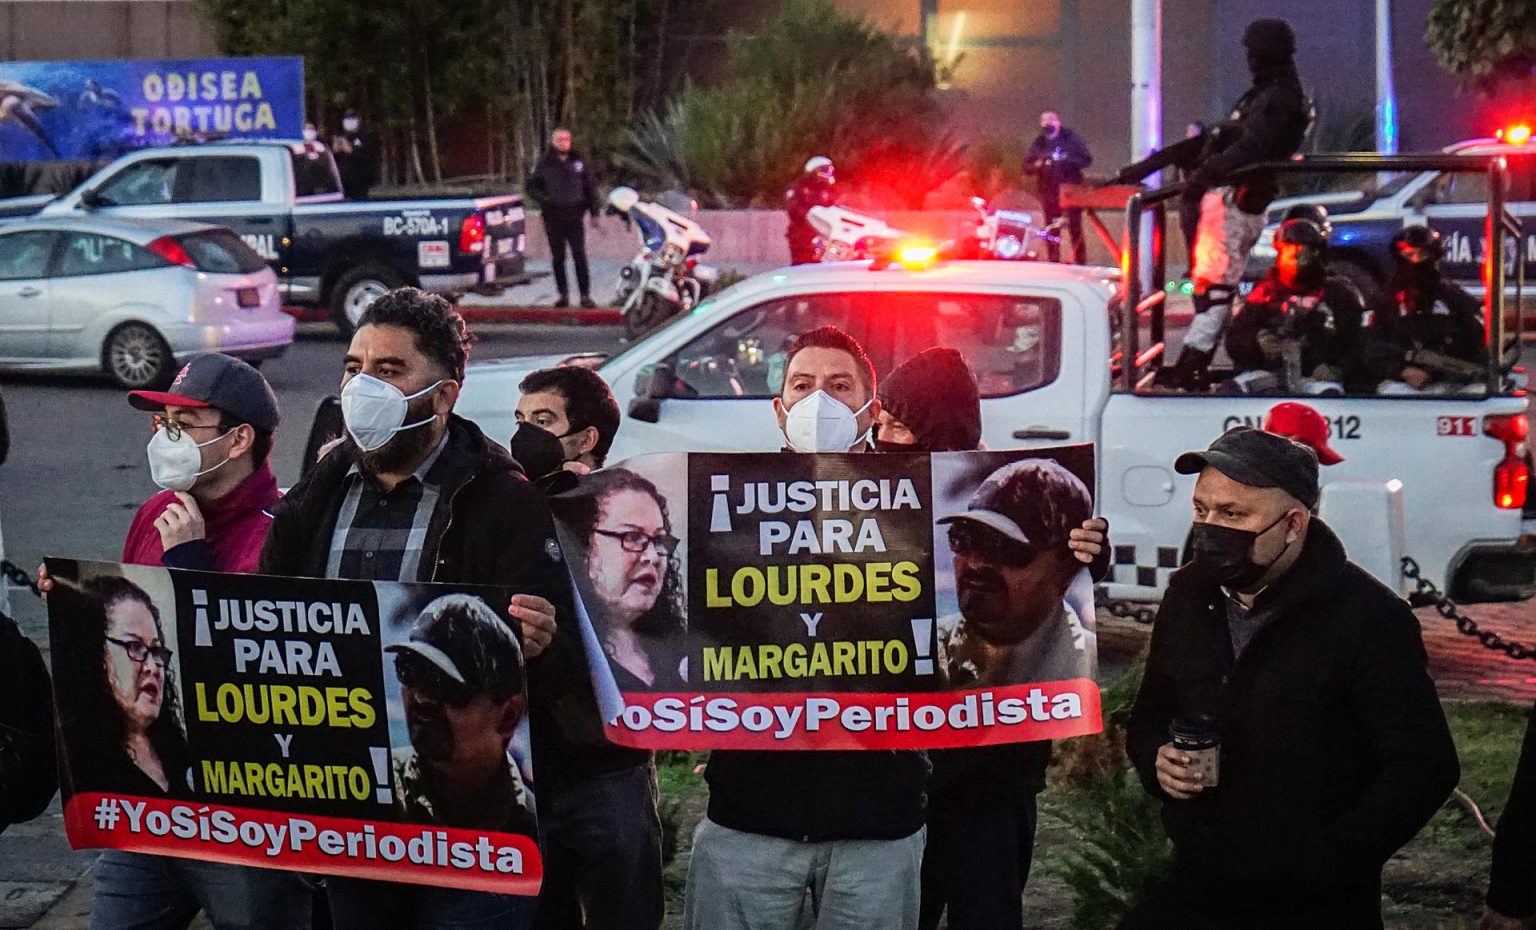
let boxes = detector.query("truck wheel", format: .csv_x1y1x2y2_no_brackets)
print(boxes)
1331,258,1381,304
103,322,175,390
330,264,406,336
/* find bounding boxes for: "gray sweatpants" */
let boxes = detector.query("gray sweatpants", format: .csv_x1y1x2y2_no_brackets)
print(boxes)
683,817,925,930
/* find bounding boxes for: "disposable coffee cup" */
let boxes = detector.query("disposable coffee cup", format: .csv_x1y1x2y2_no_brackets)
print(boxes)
1169,715,1221,788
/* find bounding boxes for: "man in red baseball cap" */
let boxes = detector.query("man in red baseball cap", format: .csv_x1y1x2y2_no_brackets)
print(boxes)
1263,401,1343,466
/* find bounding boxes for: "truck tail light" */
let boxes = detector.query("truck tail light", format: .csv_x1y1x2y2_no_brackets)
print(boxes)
1484,413,1528,509
148,236,196,268
459,214,486,253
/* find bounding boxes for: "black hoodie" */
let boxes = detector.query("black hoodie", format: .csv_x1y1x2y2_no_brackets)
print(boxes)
1192,47,1311,215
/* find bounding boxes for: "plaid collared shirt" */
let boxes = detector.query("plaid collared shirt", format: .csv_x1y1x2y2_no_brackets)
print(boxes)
326,435,450,582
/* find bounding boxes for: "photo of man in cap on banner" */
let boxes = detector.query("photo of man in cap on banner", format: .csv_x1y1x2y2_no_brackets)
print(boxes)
384,593,538,839
934,454,1098,687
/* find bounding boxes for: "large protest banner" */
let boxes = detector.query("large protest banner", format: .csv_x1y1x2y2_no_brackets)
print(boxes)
0,57,303,162
46,559,540,894
550,446,1103,751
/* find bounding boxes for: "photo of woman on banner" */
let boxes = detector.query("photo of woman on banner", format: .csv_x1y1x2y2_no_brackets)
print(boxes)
934,456,1097,687
551,467,688,691
383,593,538,838
50,566,192,799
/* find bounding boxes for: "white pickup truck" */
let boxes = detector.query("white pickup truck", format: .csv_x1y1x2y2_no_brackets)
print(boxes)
445,153,1535,605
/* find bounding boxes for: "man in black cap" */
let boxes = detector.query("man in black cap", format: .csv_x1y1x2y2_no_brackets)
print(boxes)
1120,427,1459,929
387,594,538,838
1119,18,1312,390
936,458,1098,687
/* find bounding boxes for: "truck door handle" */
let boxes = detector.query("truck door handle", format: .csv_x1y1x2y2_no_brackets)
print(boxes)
246,217,274,225
1013,426,1070,441
16,286,41,298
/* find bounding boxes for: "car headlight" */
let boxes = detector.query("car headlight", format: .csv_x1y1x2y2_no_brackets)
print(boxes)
995,234,1023,259
660,243,685,267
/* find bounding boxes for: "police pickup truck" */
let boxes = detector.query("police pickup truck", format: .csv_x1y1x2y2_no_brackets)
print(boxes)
0,140,526,334
429,154,1534,606
1249,134,1536,301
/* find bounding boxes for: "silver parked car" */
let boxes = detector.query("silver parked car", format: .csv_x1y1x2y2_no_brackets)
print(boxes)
0,216,294,388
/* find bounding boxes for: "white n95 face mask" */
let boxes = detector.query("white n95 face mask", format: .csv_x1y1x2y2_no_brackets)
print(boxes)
340,373,442,452
783,389,871,453
146,427,232,492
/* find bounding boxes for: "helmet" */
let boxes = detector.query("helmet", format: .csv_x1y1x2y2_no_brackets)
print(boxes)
1275,218,1327,251
804,156,834,176
606,186,640,212
1391,225,1443,264
1281,204,1331,241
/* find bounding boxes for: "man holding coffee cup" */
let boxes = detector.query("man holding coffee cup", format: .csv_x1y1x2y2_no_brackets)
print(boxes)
1121,427,1459,929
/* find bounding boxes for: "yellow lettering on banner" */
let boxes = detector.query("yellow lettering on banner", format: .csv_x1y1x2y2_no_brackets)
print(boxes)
703,562,923,608
234,103,254,132
253,103,276,132
701,641,910,681
241,71,264,99
195,683,374,727
200,760,372,800
141,74,164,102
705,569,731,608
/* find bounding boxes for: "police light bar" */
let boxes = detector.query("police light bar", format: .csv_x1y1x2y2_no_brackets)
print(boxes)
1497,124,1532,145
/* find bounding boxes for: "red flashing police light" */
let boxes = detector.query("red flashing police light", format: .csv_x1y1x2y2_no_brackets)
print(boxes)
1498,124,1532,145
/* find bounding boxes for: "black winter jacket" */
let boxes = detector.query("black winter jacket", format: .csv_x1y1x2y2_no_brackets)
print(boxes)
1193,62,1311,215
0,613,55,832
1365,274,1485,383
1127,520,1459,921
260,415,646,785
526,148,600,217
1025,128,1093,199
1488,698,1536,918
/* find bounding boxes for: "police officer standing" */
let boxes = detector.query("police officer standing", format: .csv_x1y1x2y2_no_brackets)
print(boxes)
1025,111,1092,264
1365,226,1485,394
527,128,602,308
332,109,379,200
784,156,837,265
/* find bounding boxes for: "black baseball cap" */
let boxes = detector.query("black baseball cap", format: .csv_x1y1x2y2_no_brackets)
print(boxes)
938,458,1093,551
1175,427,1320,508
128,354,280,433
385,594,522,694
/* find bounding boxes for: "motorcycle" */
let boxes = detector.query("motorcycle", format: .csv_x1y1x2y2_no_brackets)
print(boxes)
806,205,911,262
608,187,717,338
968,196,1062,261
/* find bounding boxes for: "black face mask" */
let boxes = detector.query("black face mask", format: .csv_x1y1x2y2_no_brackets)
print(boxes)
1188,511,1293,590
508,422,571,480
874,437,926,454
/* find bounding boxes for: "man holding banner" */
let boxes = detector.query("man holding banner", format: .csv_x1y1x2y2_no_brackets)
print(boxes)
37,353,313,929
875,346,1107,930
258,289,582,928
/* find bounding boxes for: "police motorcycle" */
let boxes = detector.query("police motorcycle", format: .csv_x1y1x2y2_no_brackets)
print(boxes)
967,196,1062,261
806,205,912,261
607,187,717,338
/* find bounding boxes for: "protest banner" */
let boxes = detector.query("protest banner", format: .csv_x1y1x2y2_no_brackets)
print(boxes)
45,559,540,894
550,446,1103,751
0,57,303,161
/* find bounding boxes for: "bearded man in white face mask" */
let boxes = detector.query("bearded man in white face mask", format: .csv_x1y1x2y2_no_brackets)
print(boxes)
259,287,639,930
684,325,931,930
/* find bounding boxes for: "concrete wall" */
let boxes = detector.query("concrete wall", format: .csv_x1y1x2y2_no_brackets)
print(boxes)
523,207,1145,270
0,0,217,61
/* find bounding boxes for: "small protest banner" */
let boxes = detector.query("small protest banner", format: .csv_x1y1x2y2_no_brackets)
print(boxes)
45,559,540,894
550,446,1103,751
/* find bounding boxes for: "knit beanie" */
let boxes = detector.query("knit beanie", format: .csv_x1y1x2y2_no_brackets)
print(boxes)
1243,18,1296,59
877,347,982,452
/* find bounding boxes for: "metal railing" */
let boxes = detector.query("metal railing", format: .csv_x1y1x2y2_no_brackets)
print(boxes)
1118,153,1525,395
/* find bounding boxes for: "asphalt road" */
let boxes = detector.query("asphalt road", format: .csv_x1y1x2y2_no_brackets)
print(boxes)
0,319,627,645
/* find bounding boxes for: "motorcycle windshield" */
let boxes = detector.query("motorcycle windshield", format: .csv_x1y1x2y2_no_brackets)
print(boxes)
686,239,710,256
633,212,666,252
